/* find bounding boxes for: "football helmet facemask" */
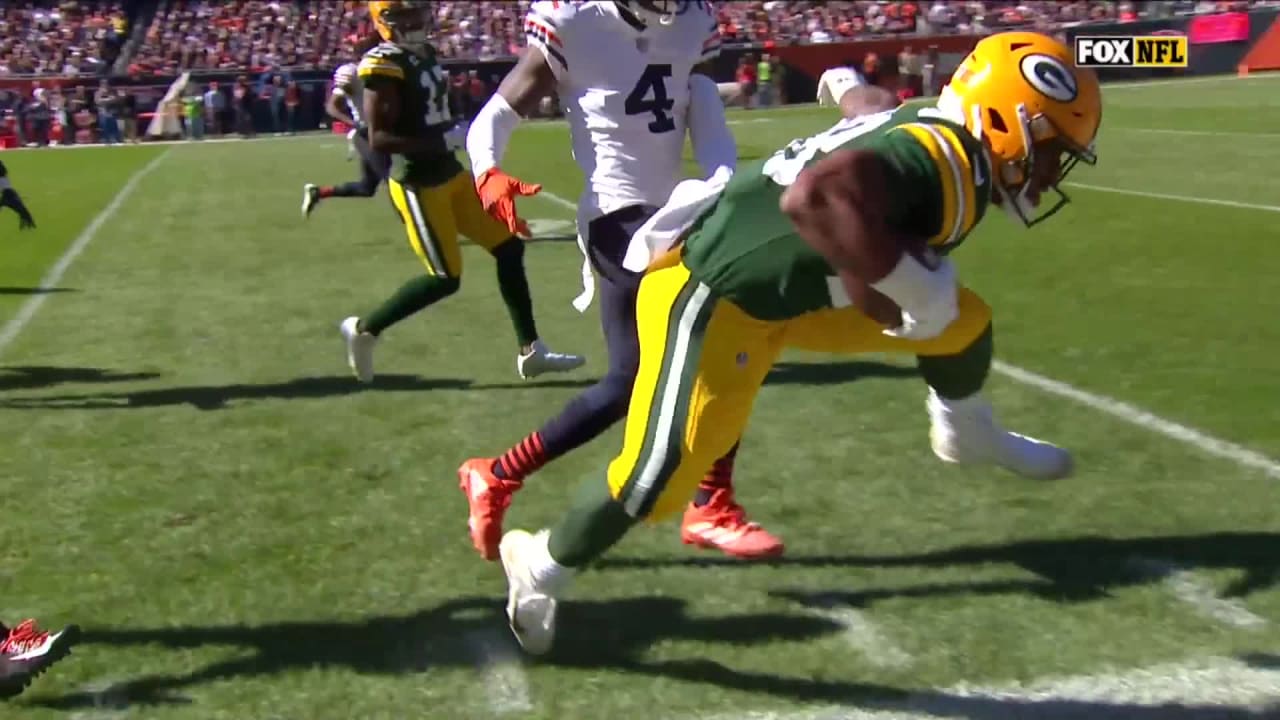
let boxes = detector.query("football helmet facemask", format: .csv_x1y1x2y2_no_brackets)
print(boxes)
937,31,1101,226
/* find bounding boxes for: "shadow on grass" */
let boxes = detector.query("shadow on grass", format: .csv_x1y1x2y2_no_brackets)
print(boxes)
0,373,609,411
596,531,1280,605
0,359,911,411
0,365,160,391
27,595,842,710
28,592,1278,717
0,286,77,295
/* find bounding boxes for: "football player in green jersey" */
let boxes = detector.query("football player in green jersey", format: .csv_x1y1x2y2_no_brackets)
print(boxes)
339,0,584,382
492,31,1103,655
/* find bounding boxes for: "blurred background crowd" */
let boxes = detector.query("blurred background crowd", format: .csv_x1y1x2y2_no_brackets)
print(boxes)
0,0,1274,147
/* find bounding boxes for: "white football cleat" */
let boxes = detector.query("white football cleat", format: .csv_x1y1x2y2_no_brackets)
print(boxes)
339,316,377,383
517,340,585,380
499,529,560,656
302,183,320,219
927,389,1073,480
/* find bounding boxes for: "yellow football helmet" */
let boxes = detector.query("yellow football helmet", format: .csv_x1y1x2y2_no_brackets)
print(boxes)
368,0,431,56
938,31,1102,225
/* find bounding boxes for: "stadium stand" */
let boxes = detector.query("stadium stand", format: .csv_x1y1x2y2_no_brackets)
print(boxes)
0,0,1276,148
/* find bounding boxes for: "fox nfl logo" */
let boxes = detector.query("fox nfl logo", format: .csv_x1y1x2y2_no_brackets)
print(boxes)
1074,36,1189,68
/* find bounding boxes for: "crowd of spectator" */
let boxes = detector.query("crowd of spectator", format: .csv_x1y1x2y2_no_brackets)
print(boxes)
3,0,1275,79
0,1,129,77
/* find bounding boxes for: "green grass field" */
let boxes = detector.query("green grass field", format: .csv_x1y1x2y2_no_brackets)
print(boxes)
1,74,1279,719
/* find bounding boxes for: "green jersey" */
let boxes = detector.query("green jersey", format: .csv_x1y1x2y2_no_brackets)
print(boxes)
683,105,992,321
357,42,462,186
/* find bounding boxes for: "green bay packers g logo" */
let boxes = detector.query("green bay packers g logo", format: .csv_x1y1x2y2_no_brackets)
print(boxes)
1019,54,1078,103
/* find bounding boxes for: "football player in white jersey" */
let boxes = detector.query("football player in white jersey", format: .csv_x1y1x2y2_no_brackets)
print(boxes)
459,0,786,564
301,56,394,218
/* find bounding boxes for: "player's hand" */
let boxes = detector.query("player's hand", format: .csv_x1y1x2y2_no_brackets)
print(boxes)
476,167,542,238
881,257,959,341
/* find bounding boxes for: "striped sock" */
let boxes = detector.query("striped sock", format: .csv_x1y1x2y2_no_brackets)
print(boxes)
492,432,547,483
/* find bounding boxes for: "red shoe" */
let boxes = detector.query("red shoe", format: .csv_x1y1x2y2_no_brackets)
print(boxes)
0,619,80,700
458,458,521,561
680,488,784,559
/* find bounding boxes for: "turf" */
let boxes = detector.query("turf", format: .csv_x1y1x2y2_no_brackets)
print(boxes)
0,74,1277,719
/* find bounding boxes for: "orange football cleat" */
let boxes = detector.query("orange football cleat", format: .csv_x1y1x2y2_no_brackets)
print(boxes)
680,488,784,560
457,457,522,561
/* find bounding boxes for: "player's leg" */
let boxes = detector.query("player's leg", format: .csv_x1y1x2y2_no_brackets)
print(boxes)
340,178,462,382
784,288,1071,479
302,132,388,218
457,208,648,560
0,618,80,700
498,261,785,654
451,171,584,379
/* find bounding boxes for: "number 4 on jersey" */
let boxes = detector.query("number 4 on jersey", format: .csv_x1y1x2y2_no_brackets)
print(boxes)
625,64,676,134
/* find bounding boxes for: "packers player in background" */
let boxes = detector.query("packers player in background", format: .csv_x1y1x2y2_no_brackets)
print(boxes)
0,160,36,230
459,0,785,564
495,31,1100,655
339,0,585,382
300,50,393,217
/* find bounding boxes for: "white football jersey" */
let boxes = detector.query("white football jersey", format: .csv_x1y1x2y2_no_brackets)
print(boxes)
525,0,720,223
331,62,363,126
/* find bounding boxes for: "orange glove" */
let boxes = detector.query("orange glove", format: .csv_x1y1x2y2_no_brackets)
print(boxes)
475,167,542,238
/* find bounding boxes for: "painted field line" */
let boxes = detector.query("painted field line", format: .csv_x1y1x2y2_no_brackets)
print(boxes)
810,605,913,670
465,629,533,714
1066,182,1280,213
993,360,1280,480
1101,72,1280,90
1114,127,1280,139
693,655,1280,720
537,188,1280,480
0,149,171,359
1129,557,1268,630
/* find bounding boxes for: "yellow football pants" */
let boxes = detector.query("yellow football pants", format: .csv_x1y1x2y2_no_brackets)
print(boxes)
387,171,513,278
607,257,992,522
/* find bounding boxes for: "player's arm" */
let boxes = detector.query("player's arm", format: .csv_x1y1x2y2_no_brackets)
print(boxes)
0,162,35,230
357,53,436,156
688,60,736,178
466,4,566,235
780,149,957,337
325,87,358,128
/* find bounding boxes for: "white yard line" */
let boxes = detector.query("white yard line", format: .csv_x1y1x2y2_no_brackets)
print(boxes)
1112,127,1280,139
692,655,1280,720
808,605,913,670
0,149,171,359
994,361,1280,480
1128,557,1269,630
464,629,534,714
1065,182,1280,213
1101,72,1280,90
537,188,1280,480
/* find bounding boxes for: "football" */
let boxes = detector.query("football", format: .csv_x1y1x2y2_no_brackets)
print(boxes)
845,235,934,328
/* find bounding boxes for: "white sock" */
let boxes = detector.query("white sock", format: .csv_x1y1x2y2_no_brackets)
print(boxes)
528,530,574,596
930,388,990,415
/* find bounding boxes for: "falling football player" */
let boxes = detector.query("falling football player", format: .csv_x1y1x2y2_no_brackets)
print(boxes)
339,1,585,381
460,0,787,562
495,31,1097,655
